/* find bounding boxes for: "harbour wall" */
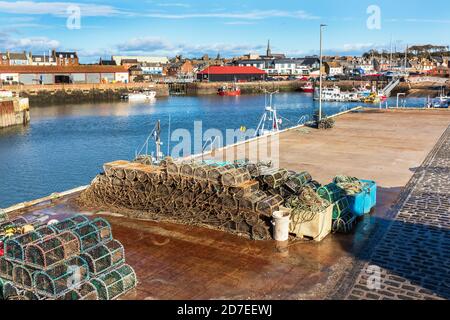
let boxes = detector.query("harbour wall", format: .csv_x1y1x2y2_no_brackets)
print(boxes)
0,80,447,106
0,97,30,129
1,83,169,105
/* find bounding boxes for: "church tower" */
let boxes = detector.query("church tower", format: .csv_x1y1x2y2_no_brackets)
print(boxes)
266,40,272,57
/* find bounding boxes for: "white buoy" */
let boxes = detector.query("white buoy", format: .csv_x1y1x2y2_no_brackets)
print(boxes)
272,211,291,242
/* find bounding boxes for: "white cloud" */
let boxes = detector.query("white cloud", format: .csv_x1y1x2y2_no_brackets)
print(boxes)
0,1,121,17
0,34,60,51
156,3,191,8
144,10,319,20
341,43,376,52
116,37,265,57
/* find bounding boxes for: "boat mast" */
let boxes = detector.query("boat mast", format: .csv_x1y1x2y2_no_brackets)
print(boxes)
154,120,162,162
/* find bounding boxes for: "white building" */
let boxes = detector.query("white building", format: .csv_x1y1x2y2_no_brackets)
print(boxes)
237,58,314,76
112,56,169,66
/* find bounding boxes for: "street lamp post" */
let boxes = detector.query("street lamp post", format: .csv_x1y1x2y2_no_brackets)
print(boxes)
319,24,327,122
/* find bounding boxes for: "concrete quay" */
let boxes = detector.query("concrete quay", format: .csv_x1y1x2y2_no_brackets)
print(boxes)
3,108,450,300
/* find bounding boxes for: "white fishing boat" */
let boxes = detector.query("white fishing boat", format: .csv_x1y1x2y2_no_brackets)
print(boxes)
122,89,157,102
255,91,283,137
314,86,359,102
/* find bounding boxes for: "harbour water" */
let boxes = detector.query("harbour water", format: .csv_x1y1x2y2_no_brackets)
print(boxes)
0,92,428,208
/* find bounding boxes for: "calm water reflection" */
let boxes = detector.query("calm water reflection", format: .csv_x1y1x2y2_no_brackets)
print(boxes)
0,93,427,207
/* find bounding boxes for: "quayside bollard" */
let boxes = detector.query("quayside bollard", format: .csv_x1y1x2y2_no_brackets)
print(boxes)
272,211,291,242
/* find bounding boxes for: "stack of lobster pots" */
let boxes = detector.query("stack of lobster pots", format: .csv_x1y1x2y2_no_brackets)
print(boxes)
0,215,137,300
83,158,319,241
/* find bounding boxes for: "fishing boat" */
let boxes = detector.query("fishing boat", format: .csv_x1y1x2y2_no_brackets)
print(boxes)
217,84,241,96
121,89,157,102
314,86,359,102
300,82,314,93
255,91,282,137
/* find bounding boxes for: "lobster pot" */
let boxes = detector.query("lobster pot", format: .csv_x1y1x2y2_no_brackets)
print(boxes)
4,231,42,262
180,162,202,177
333,197,350,220
239,190,267,211
207,165,235,183
103,160,130,177
221,168,251,187
332,211,357,234
82,240,125,276
284,172,313,193
33,256,89,298
136,166,157,183
56,282,99,300
317,183,345,203
261,168,288,189
12,265,37,290
0,257,14,280
229,180,260,198
35,225,58,238
305,180,321,192
0,277,3,300
112,164,129,180
91,264,137,300
166,160,183,175
50,215,90,233
256,195,284,216
2,281,19,300
73,218,112,252
25,231,81,270
0,216,29,230
220,194,238,210
123,163,144,182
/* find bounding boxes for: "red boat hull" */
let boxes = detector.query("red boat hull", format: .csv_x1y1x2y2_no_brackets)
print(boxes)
301,88,314,93
218,89,241,96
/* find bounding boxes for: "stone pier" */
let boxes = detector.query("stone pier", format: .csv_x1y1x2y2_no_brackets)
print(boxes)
0,97,30,129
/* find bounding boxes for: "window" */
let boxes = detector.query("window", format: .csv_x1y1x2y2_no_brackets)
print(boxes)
6,76,13,81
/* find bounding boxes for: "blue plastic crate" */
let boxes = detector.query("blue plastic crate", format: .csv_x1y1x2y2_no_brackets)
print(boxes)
347,180,377,217
361,180,377,208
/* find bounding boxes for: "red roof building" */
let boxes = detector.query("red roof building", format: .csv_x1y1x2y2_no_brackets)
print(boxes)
197,66,266,82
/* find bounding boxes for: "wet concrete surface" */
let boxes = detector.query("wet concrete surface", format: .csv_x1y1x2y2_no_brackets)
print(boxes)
9,108,450,300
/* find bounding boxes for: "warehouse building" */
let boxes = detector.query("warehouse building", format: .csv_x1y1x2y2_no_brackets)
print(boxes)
197,66,266,82
0,65,130,85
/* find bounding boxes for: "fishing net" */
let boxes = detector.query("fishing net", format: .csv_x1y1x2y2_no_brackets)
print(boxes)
286,187,331,232
333,175,365,195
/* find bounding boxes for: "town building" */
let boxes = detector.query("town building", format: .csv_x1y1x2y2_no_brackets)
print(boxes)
0,65,129,85
197,66,266,82
236,57,320,76
112,56,169,66
324,61,344,76
30,53,57,66
0,51,30,66
53,50,79,66
167,60,194,78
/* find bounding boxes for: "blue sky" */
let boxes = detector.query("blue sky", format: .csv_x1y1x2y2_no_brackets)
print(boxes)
0,0,449,62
